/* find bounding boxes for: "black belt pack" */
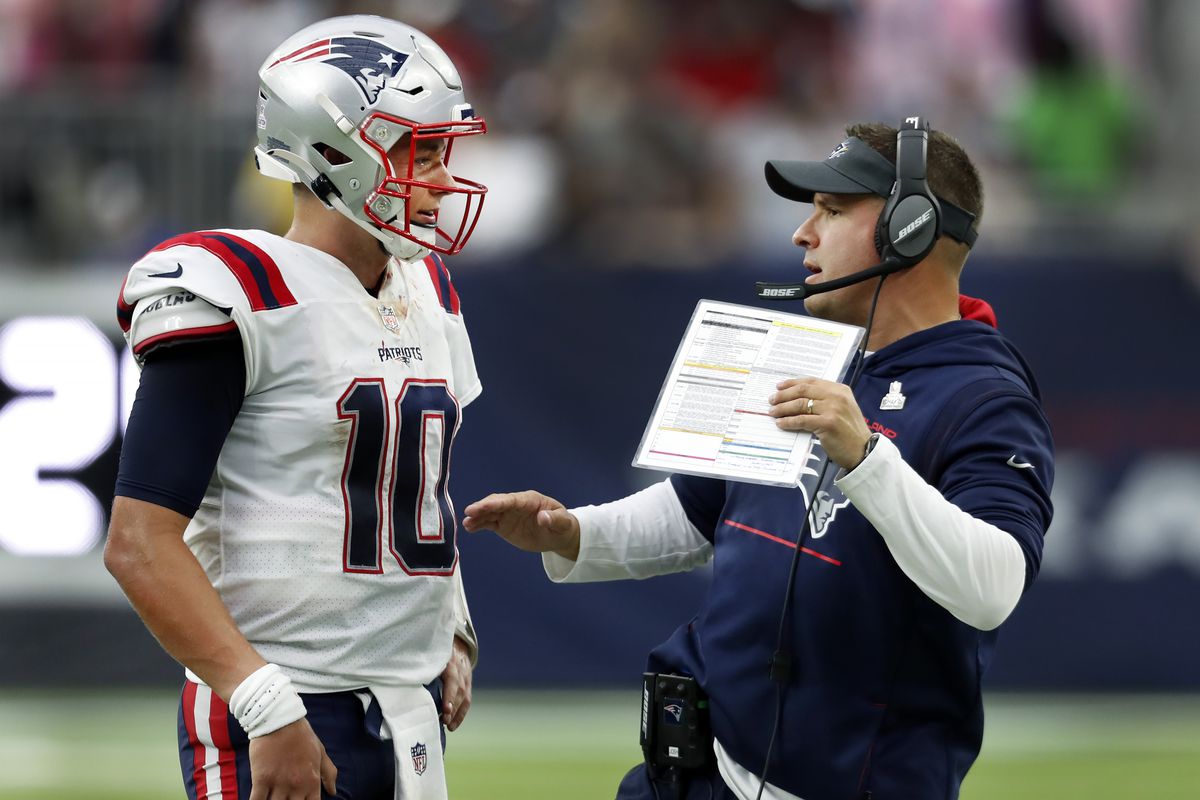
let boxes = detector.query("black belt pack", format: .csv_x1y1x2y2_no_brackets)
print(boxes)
640,672,713,770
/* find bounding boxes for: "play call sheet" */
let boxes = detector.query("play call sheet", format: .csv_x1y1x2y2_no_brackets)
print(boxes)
634,300,863,487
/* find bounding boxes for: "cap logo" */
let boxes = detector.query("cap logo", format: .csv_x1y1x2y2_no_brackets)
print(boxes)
827,140,852,160
268,36,409,105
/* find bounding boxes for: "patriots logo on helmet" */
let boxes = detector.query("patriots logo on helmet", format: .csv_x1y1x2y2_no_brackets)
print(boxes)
269,36,410,105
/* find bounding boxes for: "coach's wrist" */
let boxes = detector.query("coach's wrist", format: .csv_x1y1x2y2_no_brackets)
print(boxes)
229,663,307,738
553,528,581,562
849,432,880,472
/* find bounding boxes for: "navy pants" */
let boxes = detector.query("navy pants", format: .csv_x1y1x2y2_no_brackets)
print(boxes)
177,679,444,800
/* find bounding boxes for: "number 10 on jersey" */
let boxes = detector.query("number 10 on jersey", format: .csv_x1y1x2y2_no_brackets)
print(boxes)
337,378,460,575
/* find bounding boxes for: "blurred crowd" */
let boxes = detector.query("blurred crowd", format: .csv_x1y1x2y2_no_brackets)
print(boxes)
0,0,1193,269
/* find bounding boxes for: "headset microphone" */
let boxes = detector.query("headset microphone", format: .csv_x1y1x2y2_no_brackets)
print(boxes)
754,257,907,301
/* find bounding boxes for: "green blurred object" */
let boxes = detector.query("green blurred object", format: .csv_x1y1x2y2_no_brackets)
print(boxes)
1011,69,1133,202
1,691,1198,799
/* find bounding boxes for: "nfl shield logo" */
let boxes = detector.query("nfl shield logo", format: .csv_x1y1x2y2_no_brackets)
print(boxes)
410,742,427,776
378,304,402,334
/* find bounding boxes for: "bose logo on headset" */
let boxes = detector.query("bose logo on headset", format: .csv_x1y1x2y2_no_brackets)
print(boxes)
893,207,934,245
760,286,803,298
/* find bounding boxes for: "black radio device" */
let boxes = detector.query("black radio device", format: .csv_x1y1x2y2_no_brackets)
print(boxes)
640,672,712,771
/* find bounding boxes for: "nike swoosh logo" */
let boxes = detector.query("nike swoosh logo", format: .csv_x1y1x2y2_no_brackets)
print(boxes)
1006,455,1034,470
148,263,183,279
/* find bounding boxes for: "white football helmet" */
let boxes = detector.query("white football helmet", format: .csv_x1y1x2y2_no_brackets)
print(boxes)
254,15,487,261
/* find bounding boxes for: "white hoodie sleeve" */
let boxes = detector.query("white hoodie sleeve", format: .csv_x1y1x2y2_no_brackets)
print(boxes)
835,434,1027,630
542,479,713,583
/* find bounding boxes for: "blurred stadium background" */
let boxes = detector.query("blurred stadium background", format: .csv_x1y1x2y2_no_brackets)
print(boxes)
2,0,1199,797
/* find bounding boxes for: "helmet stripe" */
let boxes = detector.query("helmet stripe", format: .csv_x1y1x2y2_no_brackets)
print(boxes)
268,38,332,69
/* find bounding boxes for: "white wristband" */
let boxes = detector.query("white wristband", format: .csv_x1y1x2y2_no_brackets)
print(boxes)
228,663,307,738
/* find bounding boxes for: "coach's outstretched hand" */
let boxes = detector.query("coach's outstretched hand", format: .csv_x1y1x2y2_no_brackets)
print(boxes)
463,491,580,561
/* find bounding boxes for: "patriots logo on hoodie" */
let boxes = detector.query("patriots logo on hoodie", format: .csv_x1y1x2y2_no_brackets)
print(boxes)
798,443,851,538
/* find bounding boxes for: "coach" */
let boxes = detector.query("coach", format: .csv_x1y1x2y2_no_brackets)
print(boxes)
466,118,1054,800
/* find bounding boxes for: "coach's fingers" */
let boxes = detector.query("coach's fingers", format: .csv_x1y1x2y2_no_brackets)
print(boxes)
775,376,812,391
464,491,552,522
768,396,819,422
462,494,519,533
462,492,519,519
461,512,495,533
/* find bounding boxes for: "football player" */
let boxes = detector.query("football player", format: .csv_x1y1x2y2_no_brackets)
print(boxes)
105,15,487,800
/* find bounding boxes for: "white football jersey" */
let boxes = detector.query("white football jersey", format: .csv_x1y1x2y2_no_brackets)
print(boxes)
118,229,479,691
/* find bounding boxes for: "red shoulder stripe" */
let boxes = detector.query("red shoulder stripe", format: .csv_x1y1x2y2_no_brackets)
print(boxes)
149,232,295,312
209,231,296,309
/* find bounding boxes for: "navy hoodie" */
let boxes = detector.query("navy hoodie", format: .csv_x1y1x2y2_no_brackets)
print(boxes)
660,317,1054,800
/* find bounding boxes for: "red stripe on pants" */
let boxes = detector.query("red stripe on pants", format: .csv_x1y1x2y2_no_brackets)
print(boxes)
182,681,209,799
208,692,239,799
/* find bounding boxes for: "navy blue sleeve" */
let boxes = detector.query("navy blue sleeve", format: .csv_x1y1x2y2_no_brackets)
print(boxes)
668,473,728,543
114,334,245,518
932,391,1055,589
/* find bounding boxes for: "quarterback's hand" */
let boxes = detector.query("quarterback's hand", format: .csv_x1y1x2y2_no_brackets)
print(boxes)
439,635,473,731
247,717,337,800
463,491,580,561
769,377,872,470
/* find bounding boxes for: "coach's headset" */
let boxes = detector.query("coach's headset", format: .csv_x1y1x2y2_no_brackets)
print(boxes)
756,116,977,300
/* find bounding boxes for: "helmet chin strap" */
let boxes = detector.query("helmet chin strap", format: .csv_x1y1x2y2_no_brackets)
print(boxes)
326,193,431,263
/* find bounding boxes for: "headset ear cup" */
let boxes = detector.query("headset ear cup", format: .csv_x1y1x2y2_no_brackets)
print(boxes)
874,214,887,260
887,194,938,265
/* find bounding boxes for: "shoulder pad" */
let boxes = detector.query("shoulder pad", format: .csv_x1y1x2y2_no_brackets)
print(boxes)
127,290,238,360
118,230,296,333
